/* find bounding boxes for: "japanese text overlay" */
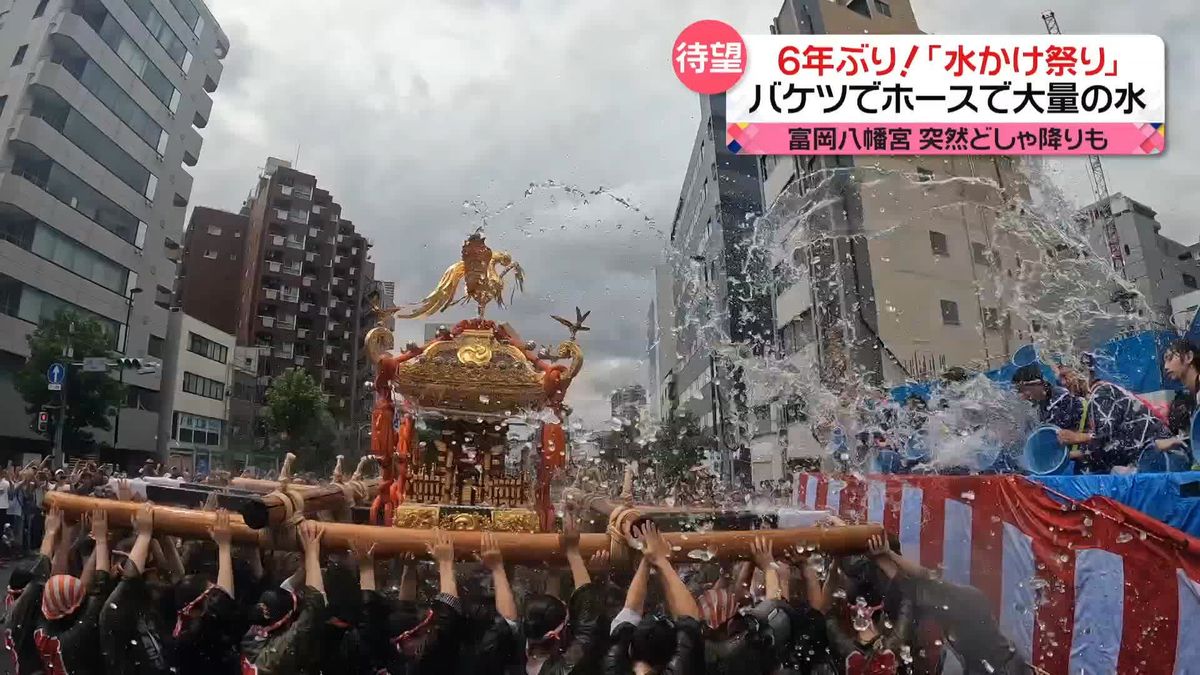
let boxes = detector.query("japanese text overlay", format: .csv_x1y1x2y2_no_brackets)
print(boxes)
709,34,1166,156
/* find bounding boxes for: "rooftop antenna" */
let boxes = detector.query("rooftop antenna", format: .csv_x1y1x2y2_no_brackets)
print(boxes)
294,142,301,168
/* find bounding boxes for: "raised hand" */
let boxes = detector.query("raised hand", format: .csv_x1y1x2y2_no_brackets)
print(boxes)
208,509,232,547
116,478,132,502
91,509,108,544
44,507,64,537
634,520,668,564
479,532,503,571
750,535,775,569
298,520,324,553
586,549,610,574
866,534,890,558
132,502,154,538
349,537,376,563
427,529,454,565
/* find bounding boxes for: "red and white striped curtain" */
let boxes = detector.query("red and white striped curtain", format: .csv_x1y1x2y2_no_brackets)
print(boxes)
793,473,1200,674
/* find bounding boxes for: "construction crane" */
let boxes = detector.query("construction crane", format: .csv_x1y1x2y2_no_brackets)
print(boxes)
1042,10,1127,282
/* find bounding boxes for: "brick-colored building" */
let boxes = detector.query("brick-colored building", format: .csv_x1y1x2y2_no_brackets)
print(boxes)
177,206,249,335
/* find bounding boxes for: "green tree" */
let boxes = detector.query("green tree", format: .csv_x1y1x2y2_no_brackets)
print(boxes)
15,310,123,448
262,368,333,472
645,410,714,485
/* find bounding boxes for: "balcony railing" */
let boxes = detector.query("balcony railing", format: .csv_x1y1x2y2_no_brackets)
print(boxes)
273,348,294,360
255,345,272,355
302,277,314,287
263,288,279,301
288,210,309,224
271,235,284,246
294,356,307,366
281,292,299,304
280,185,293,196
293,186,313,200
282,263,302,276
308,227,319,237
299,302,312,313
276,316,296,330
258,316,275,328
275,208,288,221
267,261,281,273
305,252,318,262
286,238,305,250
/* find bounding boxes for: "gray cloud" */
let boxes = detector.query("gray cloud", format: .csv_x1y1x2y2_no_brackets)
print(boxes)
187,0,1193,425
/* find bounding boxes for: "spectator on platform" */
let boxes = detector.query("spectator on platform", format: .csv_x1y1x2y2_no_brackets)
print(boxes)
1164,339,1200,407
1057,355,1173,473
1012,364,1085,431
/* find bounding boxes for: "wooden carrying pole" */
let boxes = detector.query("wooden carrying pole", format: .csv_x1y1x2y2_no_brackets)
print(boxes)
239,479,379,530
45,492,882,562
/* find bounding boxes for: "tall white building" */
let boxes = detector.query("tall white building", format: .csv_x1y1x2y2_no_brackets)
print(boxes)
0,0,228,461
159,311,233,474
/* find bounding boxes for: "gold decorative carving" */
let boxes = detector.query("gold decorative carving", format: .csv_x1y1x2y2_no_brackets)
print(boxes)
456,329,495,365
491,509,540,533
393,506,439,530
440,512,490,531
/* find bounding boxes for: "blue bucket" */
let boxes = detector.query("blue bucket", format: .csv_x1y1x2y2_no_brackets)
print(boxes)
871,450,904,474
1190,409,1200,446
1137,446,1191,473
903,431,931,462
1024,426,1070,475
1012,344,1039,368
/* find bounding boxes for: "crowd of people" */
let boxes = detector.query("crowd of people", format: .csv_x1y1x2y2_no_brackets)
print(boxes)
0,473,1023,675
1011,340,1200,474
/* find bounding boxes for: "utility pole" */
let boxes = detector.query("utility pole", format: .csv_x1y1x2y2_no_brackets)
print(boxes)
52,322,75,467
114,287,143,451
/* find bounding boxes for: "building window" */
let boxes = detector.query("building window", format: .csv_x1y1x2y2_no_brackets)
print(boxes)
0,208,130,294
11,45,28,67
203,250,217,259
174,412,222,446
182,372,224,400
929,231,949,257
49,46,168,154
982,308,1002,330
874,0,893,16
940,300,960,325
971,242,994,266
233,231,241,238
11,152,147,248
1185,274,1198,289
916,167,933,182
207,225,222,236
33,0,50,17
0,273,120,347
188,332,228,363
148,334,164,358
29,93,157,197
74,2,179,111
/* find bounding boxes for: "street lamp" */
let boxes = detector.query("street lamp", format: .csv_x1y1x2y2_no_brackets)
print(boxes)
114,287,143,451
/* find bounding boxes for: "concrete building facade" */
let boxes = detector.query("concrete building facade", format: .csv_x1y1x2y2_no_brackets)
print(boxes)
1079,193,1200,325
0,0,227,461
663,92,772,486
757,0,1032,481
234,159,376,436
157,311,232,472
176,205,247,334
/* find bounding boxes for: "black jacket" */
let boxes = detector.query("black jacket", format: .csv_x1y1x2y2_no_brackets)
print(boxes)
33,570,112,675
171,585,244,675
240,586,326,675
4,554,49,675
457,603,519,675
387,592,464,675
317,616,366,675
604,615,704,675
516,582,609,675
100,567,173,675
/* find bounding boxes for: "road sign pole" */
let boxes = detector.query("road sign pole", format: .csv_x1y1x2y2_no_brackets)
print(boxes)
53,369,66,467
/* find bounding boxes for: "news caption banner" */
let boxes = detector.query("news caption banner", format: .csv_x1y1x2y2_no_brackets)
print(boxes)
671,21,1165,156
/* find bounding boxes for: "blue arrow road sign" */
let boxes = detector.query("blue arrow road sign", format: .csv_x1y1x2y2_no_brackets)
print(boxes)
47,363,65,385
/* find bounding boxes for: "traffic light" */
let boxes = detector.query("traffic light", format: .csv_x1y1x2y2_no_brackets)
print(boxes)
118,358,142,369
37,411,49,432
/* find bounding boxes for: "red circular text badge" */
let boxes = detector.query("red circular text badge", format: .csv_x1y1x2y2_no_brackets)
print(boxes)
671,20,747,95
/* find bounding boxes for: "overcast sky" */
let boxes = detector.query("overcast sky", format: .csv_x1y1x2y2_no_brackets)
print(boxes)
189,0,1195,426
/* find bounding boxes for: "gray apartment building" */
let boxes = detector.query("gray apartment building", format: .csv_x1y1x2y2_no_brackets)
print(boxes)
0,0,227,461
664,92,771,486
1078,193,1200,325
